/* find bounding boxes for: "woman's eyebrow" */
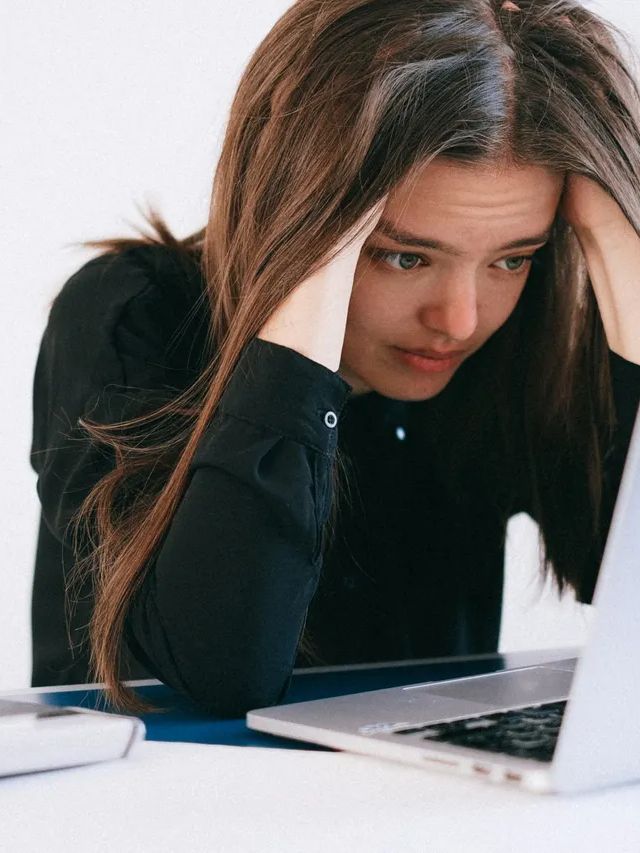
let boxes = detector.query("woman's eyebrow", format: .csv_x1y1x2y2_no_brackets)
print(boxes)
373,218,551,256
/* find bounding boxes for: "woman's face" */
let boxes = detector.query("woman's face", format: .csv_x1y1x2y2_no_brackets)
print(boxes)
339,157,565,399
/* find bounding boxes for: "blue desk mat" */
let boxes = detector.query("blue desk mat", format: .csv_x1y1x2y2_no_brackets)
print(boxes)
3,648,576,751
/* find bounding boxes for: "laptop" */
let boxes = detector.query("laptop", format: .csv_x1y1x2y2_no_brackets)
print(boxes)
247,401,640,795
0,698,144,777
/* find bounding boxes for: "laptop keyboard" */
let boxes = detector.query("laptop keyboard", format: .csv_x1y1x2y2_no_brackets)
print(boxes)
392,700,567,763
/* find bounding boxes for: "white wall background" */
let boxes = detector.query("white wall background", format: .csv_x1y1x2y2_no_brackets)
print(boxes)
2,1,637,689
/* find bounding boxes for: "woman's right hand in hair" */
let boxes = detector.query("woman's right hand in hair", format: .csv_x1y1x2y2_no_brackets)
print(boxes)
256,197,387,372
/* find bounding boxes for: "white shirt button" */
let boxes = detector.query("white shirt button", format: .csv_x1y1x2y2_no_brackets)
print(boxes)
324,411,338,428
395,426,406,441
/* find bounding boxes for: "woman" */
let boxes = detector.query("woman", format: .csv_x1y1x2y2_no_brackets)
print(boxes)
30,0,640,715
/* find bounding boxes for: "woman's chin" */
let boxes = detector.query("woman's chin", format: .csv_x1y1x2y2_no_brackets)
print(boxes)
346,363,456,401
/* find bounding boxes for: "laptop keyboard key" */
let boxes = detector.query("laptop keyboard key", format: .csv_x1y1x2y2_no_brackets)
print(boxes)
392,699,567,763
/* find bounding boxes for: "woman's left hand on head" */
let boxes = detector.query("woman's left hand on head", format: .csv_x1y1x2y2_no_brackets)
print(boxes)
559,172,631,237
559,172,640,365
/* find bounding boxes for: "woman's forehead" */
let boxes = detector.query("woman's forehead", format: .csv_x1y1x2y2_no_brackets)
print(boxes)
382,160,563,245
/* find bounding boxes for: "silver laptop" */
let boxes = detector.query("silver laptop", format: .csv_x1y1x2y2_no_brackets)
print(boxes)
247,401,640,795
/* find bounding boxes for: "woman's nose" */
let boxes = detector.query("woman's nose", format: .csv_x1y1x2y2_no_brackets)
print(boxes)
418,280,479,343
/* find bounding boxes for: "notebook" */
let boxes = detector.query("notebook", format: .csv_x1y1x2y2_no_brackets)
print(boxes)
0,698,144,777
247,401,640,795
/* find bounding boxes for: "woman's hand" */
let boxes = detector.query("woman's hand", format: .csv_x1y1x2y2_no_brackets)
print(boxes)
559,173,640,364
559,173,631,235
257,197,387,372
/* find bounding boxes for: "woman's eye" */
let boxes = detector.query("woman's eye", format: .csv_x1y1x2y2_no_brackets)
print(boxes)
493,255,534,274
366,247,537,275
367,249,425,271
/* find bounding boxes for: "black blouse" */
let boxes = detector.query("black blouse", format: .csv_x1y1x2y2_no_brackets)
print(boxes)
30,244,640,715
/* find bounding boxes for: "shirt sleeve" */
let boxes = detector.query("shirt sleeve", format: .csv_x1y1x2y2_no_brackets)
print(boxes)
608,350,640,464
127,338,350,716
585,350,640,599
597,350,640,536
31,248,352,714
124,337,352,717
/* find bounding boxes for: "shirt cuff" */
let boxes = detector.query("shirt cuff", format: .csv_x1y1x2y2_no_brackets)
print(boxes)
609,348,640,377
217,337,353,455
609,348,640,432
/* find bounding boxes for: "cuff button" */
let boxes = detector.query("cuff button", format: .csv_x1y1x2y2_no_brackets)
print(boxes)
324,411,338,428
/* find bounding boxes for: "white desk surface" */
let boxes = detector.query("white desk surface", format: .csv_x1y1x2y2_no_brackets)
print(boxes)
1,738,639,853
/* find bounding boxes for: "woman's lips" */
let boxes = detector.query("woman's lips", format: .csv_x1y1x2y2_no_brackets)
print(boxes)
394,347,465,373
401,346,467,359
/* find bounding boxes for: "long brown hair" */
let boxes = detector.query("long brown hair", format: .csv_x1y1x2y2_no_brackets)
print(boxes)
66,0,640,712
